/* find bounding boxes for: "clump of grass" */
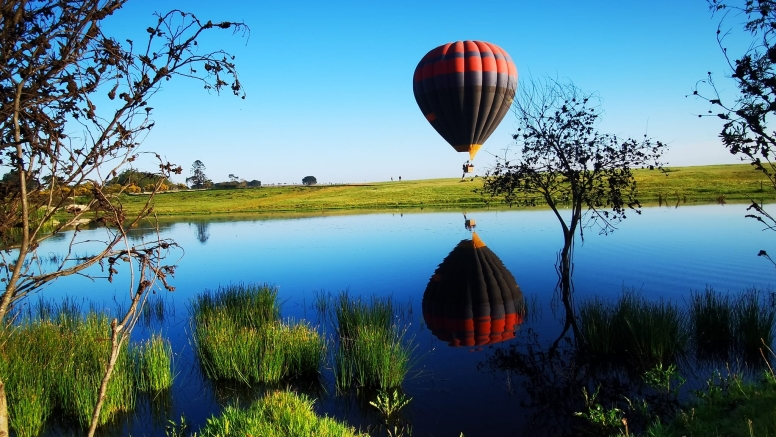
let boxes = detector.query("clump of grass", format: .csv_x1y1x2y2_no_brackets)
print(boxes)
332,292,414,391
133,334,174,392
335,292,394,342
49,312,137,427
192,283,324,383
734,288,776,359
578,297,614,356
193,282,280,328
579,290,688,370
198,390,366,437
689,287,734,360
0,302,173,436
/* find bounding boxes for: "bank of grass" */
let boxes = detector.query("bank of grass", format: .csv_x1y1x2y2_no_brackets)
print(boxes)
644,368,776,437
330,293,414,392
197,390,366,437
192,283,324,383
0,300,173,436
112,164,776,217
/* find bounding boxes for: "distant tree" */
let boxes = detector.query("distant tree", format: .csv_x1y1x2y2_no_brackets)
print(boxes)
302,176,317,186
187,160,211,189
697,1,776,260
228,173,239,182
247,180,261,188
482,78,666,330
213,180,242,189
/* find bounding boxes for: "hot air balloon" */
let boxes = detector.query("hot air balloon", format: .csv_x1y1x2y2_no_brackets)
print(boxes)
413,40,518,171
422,232,525,347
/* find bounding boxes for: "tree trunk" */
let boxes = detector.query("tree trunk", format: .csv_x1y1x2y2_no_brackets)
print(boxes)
86,320,123,437
0,378,8,437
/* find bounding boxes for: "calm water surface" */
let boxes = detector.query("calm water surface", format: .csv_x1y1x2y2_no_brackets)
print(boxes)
31,204,776,436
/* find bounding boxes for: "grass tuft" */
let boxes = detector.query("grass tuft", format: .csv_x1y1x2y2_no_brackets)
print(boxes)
734,288,776,359
133,334,174,392
332,292,414,391
192,283,324,383
580,290,689,370
689,287,734,360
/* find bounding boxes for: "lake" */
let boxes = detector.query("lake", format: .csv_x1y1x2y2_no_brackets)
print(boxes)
26,203,776,436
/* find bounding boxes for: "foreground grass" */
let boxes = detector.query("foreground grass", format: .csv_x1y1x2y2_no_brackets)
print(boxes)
576,288,776,437
653,370,776,437
0,300,173,436
111,164,775,216
197,390,365,437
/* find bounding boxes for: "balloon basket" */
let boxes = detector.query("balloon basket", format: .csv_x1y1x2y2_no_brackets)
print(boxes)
463,164,474,173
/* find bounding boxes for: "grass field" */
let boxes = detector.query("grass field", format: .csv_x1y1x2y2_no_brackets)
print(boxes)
114,164,776,217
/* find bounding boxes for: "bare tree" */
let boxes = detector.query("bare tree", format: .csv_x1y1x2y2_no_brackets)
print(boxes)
482,78,666,334
0,1,247,435
696,0,776,263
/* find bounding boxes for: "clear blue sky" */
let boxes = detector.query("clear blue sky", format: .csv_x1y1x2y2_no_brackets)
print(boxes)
102,0,747,185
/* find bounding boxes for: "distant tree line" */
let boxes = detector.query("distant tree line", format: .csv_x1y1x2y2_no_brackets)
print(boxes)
186,160,261,189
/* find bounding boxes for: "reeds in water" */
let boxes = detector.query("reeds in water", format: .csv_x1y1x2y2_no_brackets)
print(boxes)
133,334,174,392
689,287,733,359
583,288,776,369
734,288,776,359
194,282,280,328
192,283,324,383
0,300,174,436
198,390,365,437
579,290,689,370
332,292,414,391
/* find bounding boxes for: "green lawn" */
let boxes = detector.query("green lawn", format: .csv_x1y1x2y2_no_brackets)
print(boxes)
118,164,776,217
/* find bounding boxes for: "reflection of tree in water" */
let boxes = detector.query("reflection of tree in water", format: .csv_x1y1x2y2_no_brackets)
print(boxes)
480,305,687,437
194,221,210,244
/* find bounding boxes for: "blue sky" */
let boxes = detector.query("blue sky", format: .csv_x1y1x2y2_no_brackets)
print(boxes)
102,0,747,185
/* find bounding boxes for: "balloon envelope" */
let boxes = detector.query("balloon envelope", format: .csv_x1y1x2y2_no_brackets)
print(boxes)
422,232,525,347
413,40,518,160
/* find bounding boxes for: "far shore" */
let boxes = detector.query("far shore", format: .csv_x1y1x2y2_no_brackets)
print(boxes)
108,164,776,217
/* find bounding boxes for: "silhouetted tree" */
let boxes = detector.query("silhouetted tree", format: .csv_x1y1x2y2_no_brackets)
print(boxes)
482,78,666,326
247,179,261,187
0,1,246,434
187,160,211,189
696,0,776,261
302,175,317,186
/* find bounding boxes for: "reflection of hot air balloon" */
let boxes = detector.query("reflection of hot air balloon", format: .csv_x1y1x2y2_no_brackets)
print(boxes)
413,40,518,162
422,232,525,347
